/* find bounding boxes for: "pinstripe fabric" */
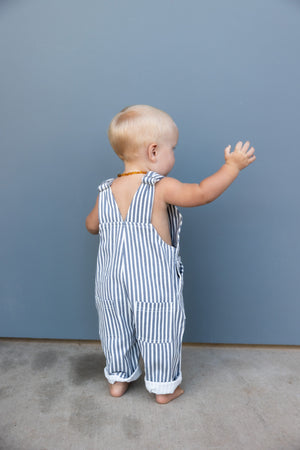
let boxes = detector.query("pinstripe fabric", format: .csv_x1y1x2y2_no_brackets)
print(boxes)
95,171,186,394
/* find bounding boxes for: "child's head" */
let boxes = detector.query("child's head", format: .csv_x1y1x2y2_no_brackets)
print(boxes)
108,105,178,162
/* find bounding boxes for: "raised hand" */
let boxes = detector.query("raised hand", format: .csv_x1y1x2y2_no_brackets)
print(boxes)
224,141,256,171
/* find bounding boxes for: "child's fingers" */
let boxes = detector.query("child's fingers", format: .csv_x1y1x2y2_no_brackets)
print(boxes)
235,141,243,152
247,146,255,156
242,141,250,152
224,145,231,158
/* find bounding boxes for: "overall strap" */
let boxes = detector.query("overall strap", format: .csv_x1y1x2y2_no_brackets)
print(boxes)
126,171,164,224
97,178,114,224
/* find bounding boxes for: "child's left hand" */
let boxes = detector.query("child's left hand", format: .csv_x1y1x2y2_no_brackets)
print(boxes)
224,141,256,171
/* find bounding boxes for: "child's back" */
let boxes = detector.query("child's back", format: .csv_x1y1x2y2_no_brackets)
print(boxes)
110,173,176,246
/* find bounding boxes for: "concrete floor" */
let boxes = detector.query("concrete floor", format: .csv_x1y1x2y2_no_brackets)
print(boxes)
0,340,300,450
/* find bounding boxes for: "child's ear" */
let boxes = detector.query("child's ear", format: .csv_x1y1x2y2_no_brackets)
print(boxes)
147,143,158,162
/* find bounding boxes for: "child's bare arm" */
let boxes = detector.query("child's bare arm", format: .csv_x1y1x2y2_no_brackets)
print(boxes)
162,141,256,207
85,194,99,234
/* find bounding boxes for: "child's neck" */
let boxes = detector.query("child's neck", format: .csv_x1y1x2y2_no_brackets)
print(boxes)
123,163,148,173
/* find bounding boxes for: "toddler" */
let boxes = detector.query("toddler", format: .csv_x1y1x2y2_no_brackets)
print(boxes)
85,105,256,404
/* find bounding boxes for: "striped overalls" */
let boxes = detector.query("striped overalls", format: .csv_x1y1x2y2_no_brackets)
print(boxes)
95,171,186,394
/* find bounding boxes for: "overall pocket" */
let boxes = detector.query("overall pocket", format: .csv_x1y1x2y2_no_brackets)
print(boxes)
135,301,179,343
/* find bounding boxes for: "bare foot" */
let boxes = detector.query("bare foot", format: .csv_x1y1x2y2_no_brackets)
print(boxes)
109,381,129,397
155,386,184,404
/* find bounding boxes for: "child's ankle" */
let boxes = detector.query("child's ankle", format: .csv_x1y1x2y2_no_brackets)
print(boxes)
155,386,184,404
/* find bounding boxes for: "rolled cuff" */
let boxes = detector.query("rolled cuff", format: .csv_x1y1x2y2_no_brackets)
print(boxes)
104,364,142,385
145,372,182,395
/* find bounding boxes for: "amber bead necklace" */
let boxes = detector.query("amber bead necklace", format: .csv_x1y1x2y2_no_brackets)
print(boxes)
117,170,147,177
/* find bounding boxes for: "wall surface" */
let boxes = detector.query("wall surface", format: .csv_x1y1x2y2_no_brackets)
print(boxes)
1,0,299,343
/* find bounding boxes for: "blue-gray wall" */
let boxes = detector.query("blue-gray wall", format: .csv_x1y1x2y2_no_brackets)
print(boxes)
1,0,299,343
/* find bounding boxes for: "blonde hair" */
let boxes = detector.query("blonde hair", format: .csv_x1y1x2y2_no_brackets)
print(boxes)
108,105,178,161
